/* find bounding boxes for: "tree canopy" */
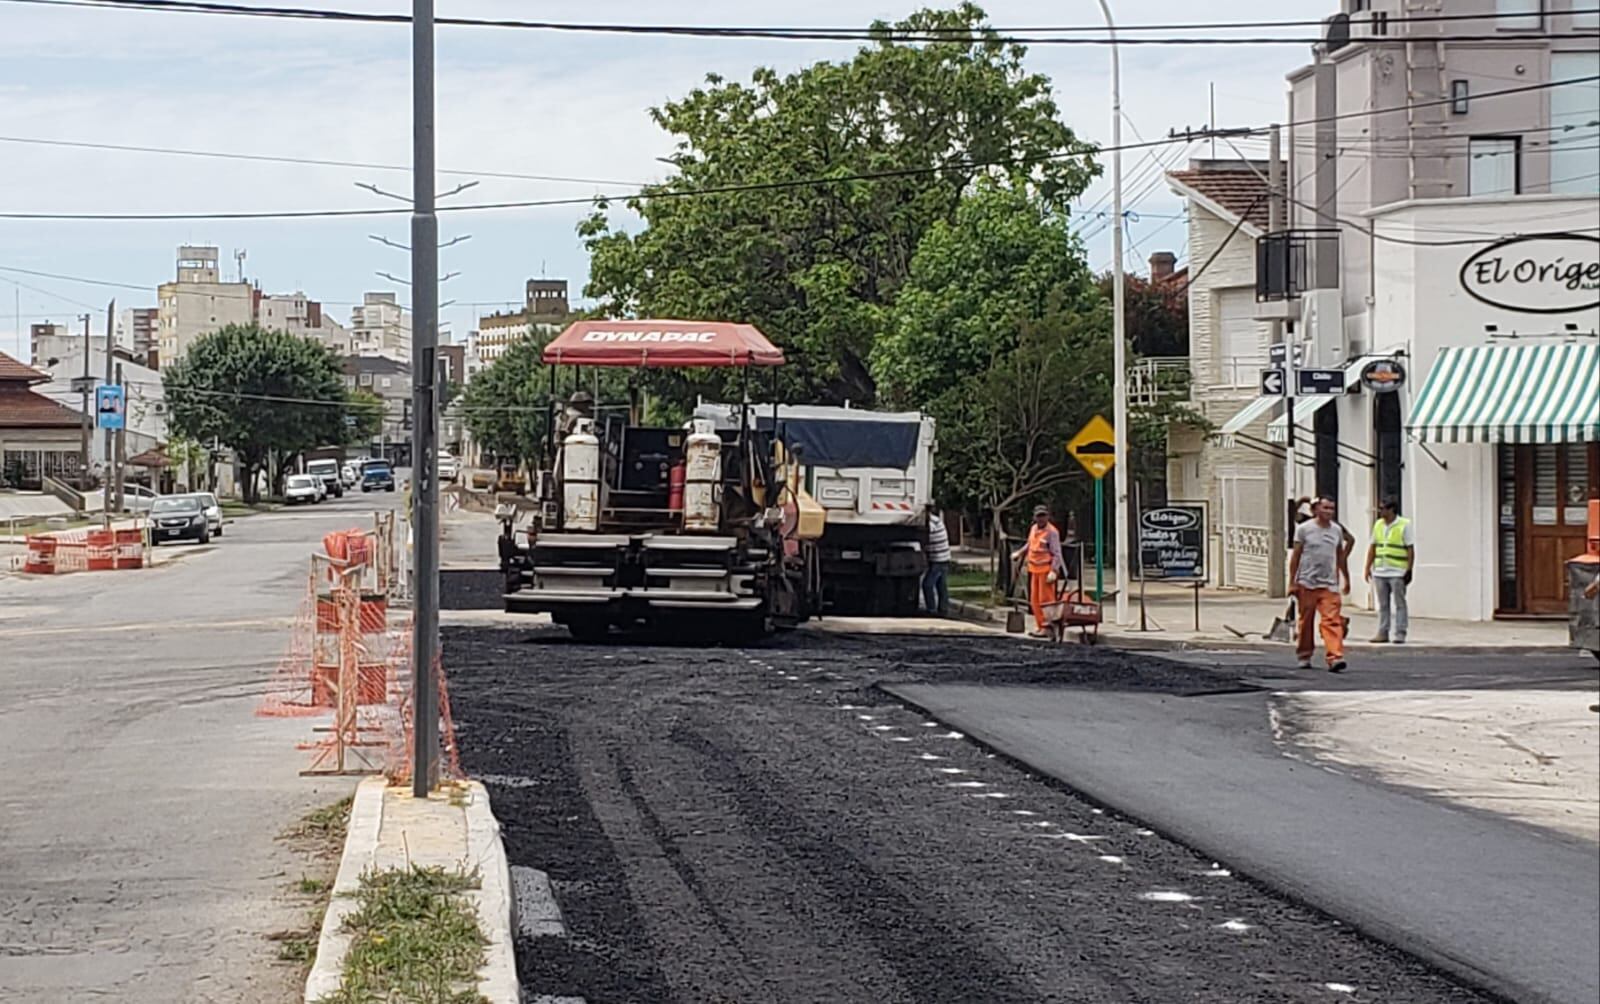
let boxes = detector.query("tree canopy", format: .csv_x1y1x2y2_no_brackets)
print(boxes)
162,325,365,501
579,2,1098,410
460,338,551,466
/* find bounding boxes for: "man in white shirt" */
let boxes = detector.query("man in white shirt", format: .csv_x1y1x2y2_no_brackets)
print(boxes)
1363,497,1415,644
922,507,951,616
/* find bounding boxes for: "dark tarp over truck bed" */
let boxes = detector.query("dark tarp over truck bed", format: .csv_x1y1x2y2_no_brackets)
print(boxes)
755,415,920,470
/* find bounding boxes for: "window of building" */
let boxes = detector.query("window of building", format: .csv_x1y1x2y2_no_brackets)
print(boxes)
1372,10,1389,33
1495,0,1542,29
1550,51,1600,193
1215,287,1265,387
359,372,373,386
381,376,392,388
1468,136,1520,196
1574,1,1600,28
1450,79,1469,114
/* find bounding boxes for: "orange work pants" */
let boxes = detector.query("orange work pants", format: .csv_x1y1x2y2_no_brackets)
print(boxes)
1028,569,1056,630
1295,586,1344,665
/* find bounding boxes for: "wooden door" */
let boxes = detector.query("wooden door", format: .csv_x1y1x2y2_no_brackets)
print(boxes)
1519,444,1598,615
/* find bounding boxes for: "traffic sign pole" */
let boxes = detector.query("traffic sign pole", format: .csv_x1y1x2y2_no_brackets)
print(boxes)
1094,478,1104,603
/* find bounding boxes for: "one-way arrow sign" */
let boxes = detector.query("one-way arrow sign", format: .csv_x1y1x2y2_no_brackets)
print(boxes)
1260,368,1286,396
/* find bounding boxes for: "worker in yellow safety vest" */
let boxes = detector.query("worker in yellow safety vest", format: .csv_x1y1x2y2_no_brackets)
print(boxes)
1363,497,1415,644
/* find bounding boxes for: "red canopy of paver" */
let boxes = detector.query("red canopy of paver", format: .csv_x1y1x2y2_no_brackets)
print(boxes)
542,320,785,368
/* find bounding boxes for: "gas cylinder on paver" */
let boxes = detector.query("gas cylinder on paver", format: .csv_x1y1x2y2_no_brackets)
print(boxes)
561,418,601,531
682,420,722,531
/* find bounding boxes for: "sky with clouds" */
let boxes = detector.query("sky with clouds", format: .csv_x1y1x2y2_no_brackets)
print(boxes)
0,0,1334,360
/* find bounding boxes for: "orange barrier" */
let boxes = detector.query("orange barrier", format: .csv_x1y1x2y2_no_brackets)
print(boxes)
114,528,144,569
23,536,57,574
85,530,116,571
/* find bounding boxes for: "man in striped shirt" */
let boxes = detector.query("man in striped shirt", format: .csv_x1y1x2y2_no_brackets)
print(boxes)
923,506,951,616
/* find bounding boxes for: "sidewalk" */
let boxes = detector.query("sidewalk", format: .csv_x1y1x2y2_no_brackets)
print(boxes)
951,580,1570,651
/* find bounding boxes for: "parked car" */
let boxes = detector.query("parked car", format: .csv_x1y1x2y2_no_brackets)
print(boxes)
285,474,322,505
306,458,345,498
437,451,460,483
361,459,396,493
340,463,358,488
149,495,211,545
121,483,158,513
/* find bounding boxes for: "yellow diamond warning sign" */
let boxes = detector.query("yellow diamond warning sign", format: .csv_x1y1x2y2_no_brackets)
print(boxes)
1066,414,1116,479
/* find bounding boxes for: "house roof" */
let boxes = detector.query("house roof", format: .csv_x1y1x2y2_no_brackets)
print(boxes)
1168,168,1273,231
0,384,85,428
0,351,49,385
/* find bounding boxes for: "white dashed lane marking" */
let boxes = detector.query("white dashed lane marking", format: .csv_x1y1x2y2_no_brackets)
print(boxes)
1138,891,1196,903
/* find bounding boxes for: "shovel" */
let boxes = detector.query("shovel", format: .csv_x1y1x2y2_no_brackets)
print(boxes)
1266,595,1296,643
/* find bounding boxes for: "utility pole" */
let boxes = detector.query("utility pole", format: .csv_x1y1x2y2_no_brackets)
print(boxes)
1097,0,1131,626
114,362,125,504
78,314,92,487
410,0,441,797
1267,125,1288,597
101,300,116,525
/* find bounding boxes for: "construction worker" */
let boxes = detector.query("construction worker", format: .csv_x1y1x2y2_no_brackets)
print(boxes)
1012,505,1067,639
1290,497,1351,672
1363,497,1414,644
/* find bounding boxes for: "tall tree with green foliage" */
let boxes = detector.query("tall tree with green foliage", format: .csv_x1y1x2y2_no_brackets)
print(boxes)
871,180,1097,409
460,338,551,467
163,325,362,502
579,3,1097,410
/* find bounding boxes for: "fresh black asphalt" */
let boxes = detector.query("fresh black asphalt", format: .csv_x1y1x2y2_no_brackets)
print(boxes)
447,624,1501,1004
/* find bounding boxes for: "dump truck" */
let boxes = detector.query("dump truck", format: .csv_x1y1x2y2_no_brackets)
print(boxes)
693,403,936,615
497,320,824,641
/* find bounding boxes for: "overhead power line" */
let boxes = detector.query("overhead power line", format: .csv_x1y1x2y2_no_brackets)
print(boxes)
2,0,1594,44
2,75,1594,223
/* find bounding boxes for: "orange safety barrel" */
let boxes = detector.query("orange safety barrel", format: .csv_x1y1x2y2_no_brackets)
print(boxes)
85,529,116,571
22,535,57,574
113,528,145,569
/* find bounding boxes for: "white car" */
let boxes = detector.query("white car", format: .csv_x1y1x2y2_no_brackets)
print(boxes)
340,463,358,488
121,483,158,513
437,451,460,483
285,474,321,505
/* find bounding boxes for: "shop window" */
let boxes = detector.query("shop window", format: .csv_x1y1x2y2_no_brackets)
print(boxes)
1533,445,1559,524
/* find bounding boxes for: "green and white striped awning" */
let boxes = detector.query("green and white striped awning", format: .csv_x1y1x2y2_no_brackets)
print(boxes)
1407,342,1600,444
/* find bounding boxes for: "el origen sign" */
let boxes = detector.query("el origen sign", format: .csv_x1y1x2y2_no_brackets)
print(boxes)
1458,233,1600,315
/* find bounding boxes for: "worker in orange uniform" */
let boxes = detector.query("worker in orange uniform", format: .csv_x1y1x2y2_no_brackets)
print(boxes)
1012,505,1067,638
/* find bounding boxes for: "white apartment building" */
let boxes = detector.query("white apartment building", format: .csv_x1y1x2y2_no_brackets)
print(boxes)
350,292,411,361
156,246,256,366
258,291,350,353
1168,0,1599,620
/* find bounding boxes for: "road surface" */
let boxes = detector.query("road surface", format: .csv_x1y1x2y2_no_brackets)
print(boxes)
0,490,394,1003
447,624,1497,1004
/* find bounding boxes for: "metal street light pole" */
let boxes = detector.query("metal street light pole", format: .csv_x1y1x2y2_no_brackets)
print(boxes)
409,0,440,797
1097,0,1131,625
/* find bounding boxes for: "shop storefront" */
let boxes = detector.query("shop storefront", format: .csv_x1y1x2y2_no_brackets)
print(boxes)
1339,197,1600,621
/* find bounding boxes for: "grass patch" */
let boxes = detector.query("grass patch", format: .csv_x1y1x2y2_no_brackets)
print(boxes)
315,865,488,1004
269,912,323,964
298,875,333,896
284,796,354,846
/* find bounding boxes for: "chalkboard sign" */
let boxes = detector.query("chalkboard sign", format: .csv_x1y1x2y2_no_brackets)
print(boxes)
1139,504,1207,582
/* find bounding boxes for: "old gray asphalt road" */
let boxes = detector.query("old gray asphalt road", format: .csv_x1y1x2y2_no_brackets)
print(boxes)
890,647,1600,1004
0,493,390,1003
448,625,1496,1004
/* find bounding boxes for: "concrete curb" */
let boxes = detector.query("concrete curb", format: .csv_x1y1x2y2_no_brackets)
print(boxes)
302,778,519,1004
464,781,520,1004
303,777,385,1003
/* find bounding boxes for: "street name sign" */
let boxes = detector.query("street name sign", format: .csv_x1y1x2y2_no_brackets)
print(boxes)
1297,368,1345,395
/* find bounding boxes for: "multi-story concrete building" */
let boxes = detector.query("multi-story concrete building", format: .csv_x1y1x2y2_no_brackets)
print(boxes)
475,278,571,363
349,292,410,361
28,323,78,368
342,354,412,465
1164,161,1281,592
258,292,350,353
1167,0,1599,619
118,307,158,362
156,246,256,366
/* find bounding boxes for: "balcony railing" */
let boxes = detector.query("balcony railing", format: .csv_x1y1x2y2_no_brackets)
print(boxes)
1256,228,1340,302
